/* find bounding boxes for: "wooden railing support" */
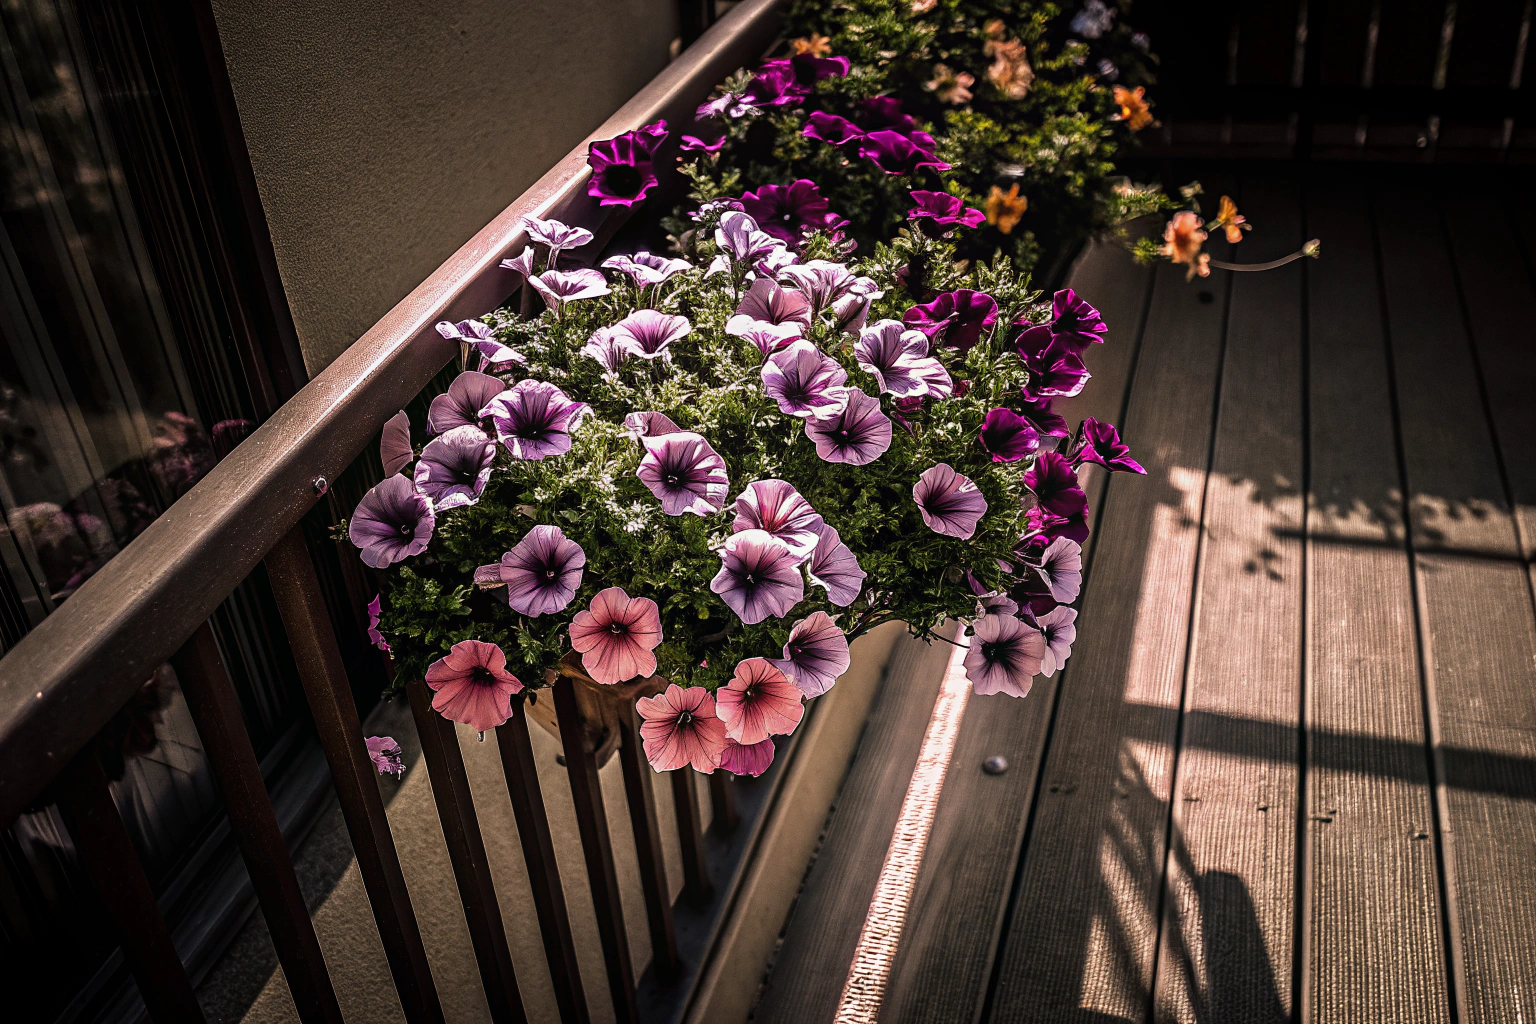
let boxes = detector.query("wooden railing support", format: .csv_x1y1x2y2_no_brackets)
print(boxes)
671,769,713,905
617,701,681,975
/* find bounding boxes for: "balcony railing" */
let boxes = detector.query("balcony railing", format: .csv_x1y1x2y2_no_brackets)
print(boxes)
0,2,785,1021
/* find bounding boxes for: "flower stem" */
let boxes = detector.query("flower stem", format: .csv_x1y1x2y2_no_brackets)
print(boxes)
1207,239,1321,272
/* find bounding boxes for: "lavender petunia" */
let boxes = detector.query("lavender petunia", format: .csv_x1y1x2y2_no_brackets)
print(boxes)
428,371,505,434
908,190,986,229
732,479,824,560
367,594,390,651
622,411,682,439
733,320,803,356
778,260,857,311
740,180,849,244
904,289,999,354
436,319,525,370
831,276,884,334
803,111,866,147
528,268,611,312
366,736,405,778
586,121,666,207
520,216,593,261
769,611,851,697
979,407,1040,463
1030,535,1083,604
482,380,589,461
964,614,1045,698
602,251,692,288
710,529,805,624
1074,417,1146,474
697,91,755,119
854,319,951,398
805,388,892,465
581,327,633,371
482,524,586,617
731,277,812,334
636,431,730,516
761,341,848,418
349,475,435,568
1034,606,1078,677
715,211,784,265
858,129,951,174
381,411,413,476
1050,287,1108,349
414,426,496,511
806,522,865,606
1024,451,1088,517
1015,325,1090,398
1018,395,1070,439
913,463,988,539
610,309,691,362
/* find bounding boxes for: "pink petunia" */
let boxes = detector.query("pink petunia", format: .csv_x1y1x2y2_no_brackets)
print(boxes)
637,683,729,772
715,658,805,744
567,587,664,684
732,479,825,560
720,737,776,777
366,736,406,778
425,640,524,733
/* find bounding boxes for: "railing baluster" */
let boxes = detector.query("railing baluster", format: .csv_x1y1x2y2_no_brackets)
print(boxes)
405,678,527,1024
172,622,344,1024
55,746,207,1023
262,529,445,1024
496,699,590,1024
553,676,639,1024
708,770,739,834
616,701,680,976
670,769,712,905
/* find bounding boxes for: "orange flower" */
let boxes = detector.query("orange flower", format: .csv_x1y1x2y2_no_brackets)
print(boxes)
1112,85,1156,131
924,63,976,104
791,33,832,57
1209,195,1250,244
985,184,1028,234
982,18,1007,41
1161,211,1210,279
987,40,1034,99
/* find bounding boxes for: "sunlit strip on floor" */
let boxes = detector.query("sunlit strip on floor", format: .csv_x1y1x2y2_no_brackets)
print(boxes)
833,632,972,1024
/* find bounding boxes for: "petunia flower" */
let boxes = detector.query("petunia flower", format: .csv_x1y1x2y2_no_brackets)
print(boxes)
733,479,825,560
1074,417,1146,474
964,614,1045,698
788,52,851,86
568,587,663,684
803,111,866,148
984,184,1028,234
499,247,537,282
349,475,435,568
481,524,586,617
1028,535,1083,604
1025,451,1088,517
366,594,390,652
908,190,986,229
520,216,593,262
857,95,922,133
761,341,849,418
381,411,413,476
586,120,667,206
715,211,785,265
636,431,730,516
924,63,975,104
716,658,804,744
1022,502,1091,546
414,426,495,511
904,289,998,353
1015,325,1090,398
581,326,634,371
528,268,611,312
770,611,851,697
366,736,405,778
426,640,523,732
637,684,728,772
697,91,755,119
729,277,812,335
858,129,951,174
602,251,692,288
913,463,988,539
979,407,1041,462
610,309,691,362
720,737,776,777
854,319,951,398
1160,210,1209,279
805,388,892,465
436,319,525,370
1112,85,1156,131
482,380,589,461
621,411,682,439
1017,395,1069,439
778,260,857,311
740,180,849,244
831,276,884,334
710,530,805,624
743,62,805,107
806,523,865,606
733,320,803,356
428,371,505,434
1050,287,1107,349
1034,606,1078,677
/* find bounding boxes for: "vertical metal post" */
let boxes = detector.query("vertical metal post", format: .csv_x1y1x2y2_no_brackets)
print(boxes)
616,702,680,975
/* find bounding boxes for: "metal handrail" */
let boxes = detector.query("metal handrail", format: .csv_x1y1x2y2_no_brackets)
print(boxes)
0,0,785,826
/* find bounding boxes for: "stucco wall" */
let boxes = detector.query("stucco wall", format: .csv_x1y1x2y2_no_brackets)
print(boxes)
210,0,680,376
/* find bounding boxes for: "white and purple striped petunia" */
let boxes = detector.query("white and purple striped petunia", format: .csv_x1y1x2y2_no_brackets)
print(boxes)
481,380,589,461
761,341,848,418
804,388,892,466
732,479,824,561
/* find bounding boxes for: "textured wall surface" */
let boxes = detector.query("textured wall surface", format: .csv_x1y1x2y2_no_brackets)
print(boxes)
210,0,679,375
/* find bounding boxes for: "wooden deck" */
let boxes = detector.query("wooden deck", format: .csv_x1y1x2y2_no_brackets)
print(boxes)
751,167,1536,1024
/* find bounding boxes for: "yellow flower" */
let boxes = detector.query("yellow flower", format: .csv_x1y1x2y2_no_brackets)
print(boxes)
1112,85,1157,131
791,33,832,57
924,63,976,105
1208,195,1250,244
985,184,1028,234
1161,211,1210,279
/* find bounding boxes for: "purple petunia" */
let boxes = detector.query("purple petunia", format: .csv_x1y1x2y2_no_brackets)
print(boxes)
803,111,866,148
913,463,989,539
710,529,805,624
979,408,1040,463
761,341,849,418
520,216,593,261
1015,325,1090,398
805,388,892,465
770,611,851,697
1017,395,1070,439
1024,451,1088,517
964,613,1045,698
436,319,525,371
581,327,634,371
778,260,857,312
854,319,952,398
733,479,825,560
414,425,496,511
743,62,805,107
367,594,390,652
637,431,730,516
740,180,849,244
904,289,999,354
1074,417,1146,474
789,52,851,86
1023,503,1091,546
858,129,951,175
500,247,536,282
734,320,803,356
481,380,589,461
1030,536,1083,603
858,95,921,133
622,411,682,439
1034,606,1078,677
586,120,667,207
715,211,786,266
602,251,692,288
610,309,691,362
349,475,435,568
428,371,505,434
1050,288,1108,350
729,277,813,336
366,736,405,778
482,524,586,617
806,522,866,606
908,190,986,229
381,411,412,476
528,269,611,312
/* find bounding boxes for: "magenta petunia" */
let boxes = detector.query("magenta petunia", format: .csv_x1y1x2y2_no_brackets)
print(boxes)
1015,325,1090,398
581,326,634,371
610,309,691,362
482,380,589,461
904,289,999,354
602,251,692,288
520,216,593,261
568,587,664,684
1034,606,1078,677
805,388,892,466
716,657,804,744
720,737,776,777
789,52,851,85
761,341,849,418
964,614,1045,698
681,129,727,153
858,129,951,174
1018,395,1070,439
366,736,405,778
428,371,505,434
437,319,525,371
979,407,1041,463
426,640,524,732
349,475,435,568
858,95,921,133
732,479,825,560
622,411,682,439
806,522,866,606
1030,535,1083,603
743,62,805,107
414,426,496,511
367,594,390,652
1024,451,1089,518
730,277,812,335
711,530,805,624
586,121,667,207
481,524,586,617
770,611,851,697
636,431,730,516
854,319,951,398
637,684,728,772
1050,287,1108,350
1023,502,1091,546
381,410,413,476
740,180,849,244
908,190,986,229
528,268,611,312
913,463,989,539
1074,417,1146,474
803,111,866,147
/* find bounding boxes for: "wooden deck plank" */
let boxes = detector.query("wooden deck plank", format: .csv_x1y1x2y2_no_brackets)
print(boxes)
879,239,1155,1024
1375,185,1536,1024
1493,184,1536,563
1150,178,1303,1024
